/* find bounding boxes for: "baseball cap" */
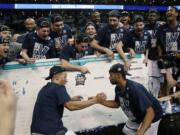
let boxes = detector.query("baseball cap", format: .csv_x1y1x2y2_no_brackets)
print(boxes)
0,25,11,32
109,63,131,76
36,17,50,28
45,66,66,80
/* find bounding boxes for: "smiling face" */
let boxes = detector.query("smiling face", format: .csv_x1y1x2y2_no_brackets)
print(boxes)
166,6,179,22
85,25,96,38
25,18,36,32
0,43,9,59
51,21,64,32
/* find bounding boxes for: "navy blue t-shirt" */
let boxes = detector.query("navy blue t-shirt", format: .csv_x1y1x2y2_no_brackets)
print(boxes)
50,24,72,49
22,32,56,59
115,79,163,124
145,22,161,60
125,30,151,54
60,44,93,61
123,25,134,33
95,24,127,51
31,82,71,135
156,22,180,54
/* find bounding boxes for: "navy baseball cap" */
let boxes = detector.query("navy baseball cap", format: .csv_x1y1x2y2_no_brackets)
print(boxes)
37,17,50,28
45,66,66,80
109,63,131,76
0,25,11,32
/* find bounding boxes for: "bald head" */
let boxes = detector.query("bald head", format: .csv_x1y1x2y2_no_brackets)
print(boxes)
25,18,36,32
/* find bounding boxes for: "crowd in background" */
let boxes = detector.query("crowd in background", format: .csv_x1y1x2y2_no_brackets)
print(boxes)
0,4,180,135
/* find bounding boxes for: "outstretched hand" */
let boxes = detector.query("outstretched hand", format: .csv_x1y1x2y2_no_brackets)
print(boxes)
96,92,107,103
0,79,17,135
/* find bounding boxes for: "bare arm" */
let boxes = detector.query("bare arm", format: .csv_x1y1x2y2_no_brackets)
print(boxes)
90,39,114,58
136,106,155,135
158,91,180,102
64,98,97,111
143,49,149,64
116,42,131,70
100,100,120,108
61,59,90,74
0,80,17,135
20,49,35,64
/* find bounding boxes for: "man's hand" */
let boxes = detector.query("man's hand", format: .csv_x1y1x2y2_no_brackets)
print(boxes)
143,58,148,65
124,60,131,70
129,48,135,58
0,80,17,113
96,92,107,103
0,80,17,135
79,66,90,74
25,58,36,64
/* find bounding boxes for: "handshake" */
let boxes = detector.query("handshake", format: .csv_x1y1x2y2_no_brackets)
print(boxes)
88,92,107,104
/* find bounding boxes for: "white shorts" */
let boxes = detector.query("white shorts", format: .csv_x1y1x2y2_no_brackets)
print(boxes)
122,119,161,135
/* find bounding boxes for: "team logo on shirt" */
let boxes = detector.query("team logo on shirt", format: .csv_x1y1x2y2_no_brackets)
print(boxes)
166,32,179,52
119,96,136,121
135,41,146,53
32,42,50,59
110,33,123,50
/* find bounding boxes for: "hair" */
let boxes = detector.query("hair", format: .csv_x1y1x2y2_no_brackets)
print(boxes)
75,33,89,44
148,9,159,16
50,14,63,23
108,10,120,18
84,22,96,31
133,15,144,23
